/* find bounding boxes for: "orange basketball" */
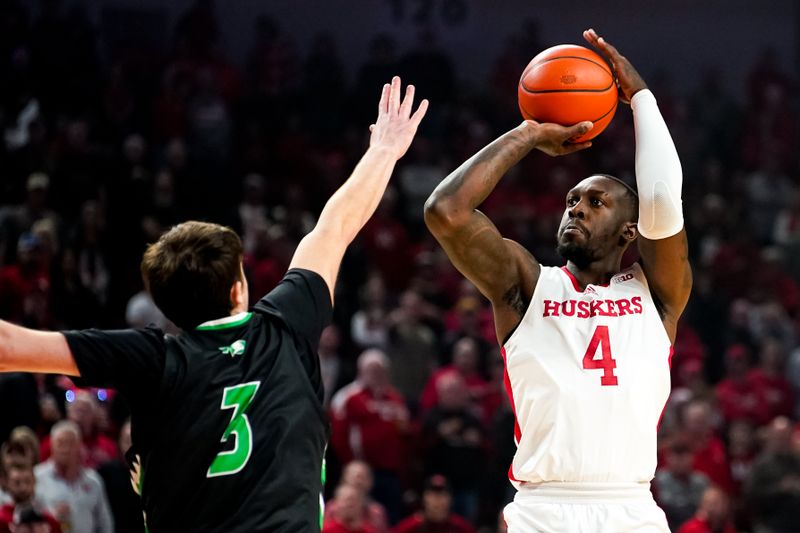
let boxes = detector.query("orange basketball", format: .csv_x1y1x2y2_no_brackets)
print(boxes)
518,44,618,142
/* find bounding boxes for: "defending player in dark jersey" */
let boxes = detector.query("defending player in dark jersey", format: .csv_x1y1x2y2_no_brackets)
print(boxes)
0,77,427,532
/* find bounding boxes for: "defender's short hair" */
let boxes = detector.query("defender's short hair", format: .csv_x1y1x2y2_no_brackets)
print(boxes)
141,221,244,330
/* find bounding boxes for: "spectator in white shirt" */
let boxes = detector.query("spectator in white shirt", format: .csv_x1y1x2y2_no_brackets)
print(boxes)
34,421,113,533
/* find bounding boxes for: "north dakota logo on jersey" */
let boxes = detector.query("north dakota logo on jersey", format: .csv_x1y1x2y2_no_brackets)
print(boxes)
219,340,247,357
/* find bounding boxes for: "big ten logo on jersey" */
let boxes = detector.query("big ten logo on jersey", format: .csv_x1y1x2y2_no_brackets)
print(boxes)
542,297,643,319
612,272,635,284
219,339,247,358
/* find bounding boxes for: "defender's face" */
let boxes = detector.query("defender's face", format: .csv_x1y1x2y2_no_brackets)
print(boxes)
556,176,632,264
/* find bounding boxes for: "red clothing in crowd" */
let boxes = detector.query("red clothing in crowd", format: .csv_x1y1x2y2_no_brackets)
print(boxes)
322,518,379,533
419,368,487,414
691,436,734,495
40,431,119,469
323,500,388,533
392,513,475,533
676,517,736,533
0,503,62,533
715,378,768,425
747,369,794,422
330,383,407,473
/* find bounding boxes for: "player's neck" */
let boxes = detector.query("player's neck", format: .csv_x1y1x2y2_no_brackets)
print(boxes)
565,257,622,289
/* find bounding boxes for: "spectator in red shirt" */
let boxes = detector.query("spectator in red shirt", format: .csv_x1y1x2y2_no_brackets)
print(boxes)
331,350,410,523
323,461,388,533
676,486,736,533
323,483,379,533
747,337,794,423
715,345,767,425
392,475,474,533
0,464,61,533
421,373,485,522
681,400,735,494
40,392,117,469
420,338,487,414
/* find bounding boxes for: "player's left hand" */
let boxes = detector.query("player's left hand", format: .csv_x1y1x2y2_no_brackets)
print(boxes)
369,76,429,160
583,28,648,104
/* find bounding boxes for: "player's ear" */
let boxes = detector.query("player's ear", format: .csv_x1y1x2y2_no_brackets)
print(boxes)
622,222,639,244
619,221,638,245
230,277,248,312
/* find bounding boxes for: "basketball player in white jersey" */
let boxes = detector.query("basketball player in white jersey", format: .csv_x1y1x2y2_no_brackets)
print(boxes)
424,29,690,532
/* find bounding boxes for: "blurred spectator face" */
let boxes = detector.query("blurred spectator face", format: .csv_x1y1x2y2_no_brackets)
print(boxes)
319,325,340,354
437,372,467,411
728,420,755,457
759,338,785,373
7,467,35,504
8,427,40,465
332,484,364,524
399,290,423,321
361,275,386,308
122,134,146,164
452,337,479,374
764,416,793,454
119,420,132,456
724,345,750,378
39,394,61,425
666,442,694,477
16,234,42,269
683,401,712,436
358,350,390,393
697,487,729,529
51,428,80,471
166,138,187,169
422,486,451,522
342,461,373,494
26,173,49,210
67,392,96,437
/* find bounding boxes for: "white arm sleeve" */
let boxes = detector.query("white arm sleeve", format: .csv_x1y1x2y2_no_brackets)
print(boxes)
631,89,684,240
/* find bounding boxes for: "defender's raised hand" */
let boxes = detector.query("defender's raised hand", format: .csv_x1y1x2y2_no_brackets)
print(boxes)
583,28,647,104
369,76,429,160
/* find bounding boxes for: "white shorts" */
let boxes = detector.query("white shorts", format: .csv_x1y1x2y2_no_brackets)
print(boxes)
503,482,670,533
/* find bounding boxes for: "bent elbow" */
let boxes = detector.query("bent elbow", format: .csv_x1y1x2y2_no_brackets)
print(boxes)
424,194,463,235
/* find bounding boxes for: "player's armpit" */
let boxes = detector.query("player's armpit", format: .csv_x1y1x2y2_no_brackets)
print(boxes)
424,205,539,342
637,228,692,342
0,321,79,376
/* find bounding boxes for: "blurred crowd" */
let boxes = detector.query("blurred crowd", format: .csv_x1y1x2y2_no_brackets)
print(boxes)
0,1,799,532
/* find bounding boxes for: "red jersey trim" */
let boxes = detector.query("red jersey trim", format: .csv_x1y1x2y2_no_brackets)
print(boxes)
560,266,611,292
656,346,674,431
501,347,522,482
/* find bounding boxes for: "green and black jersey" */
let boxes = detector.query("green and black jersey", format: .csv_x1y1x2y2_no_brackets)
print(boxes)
65,269,332,532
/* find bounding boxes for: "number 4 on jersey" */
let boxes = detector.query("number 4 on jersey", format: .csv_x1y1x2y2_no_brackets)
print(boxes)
207,381,261,477
582,325,618,386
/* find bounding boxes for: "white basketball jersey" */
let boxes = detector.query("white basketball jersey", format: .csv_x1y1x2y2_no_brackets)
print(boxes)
502,263,672,486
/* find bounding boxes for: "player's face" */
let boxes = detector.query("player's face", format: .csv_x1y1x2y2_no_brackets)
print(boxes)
556,176,633,268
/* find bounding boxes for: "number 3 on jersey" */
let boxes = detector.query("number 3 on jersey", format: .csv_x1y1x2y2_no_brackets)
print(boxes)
582,325,618,386
207,381,261,477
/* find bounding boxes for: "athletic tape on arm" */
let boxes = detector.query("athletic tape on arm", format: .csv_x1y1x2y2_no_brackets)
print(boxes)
631,89,684,240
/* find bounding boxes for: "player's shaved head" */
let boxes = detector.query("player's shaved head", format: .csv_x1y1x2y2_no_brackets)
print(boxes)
587,174,639,223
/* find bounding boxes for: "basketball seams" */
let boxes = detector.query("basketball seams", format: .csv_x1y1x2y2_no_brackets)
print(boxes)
529,55,613,76
520,56,615,94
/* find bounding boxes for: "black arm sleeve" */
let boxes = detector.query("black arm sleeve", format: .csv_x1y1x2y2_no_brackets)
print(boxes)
63,327,166,401
253,268,333,350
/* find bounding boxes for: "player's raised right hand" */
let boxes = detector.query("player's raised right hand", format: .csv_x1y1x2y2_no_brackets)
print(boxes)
520,120,594,157
369,76,429,160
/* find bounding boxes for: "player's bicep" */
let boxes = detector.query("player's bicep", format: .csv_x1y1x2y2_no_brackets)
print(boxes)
638,228,692,319
288,227,344,303
426,208,532,302
0,322,78,376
